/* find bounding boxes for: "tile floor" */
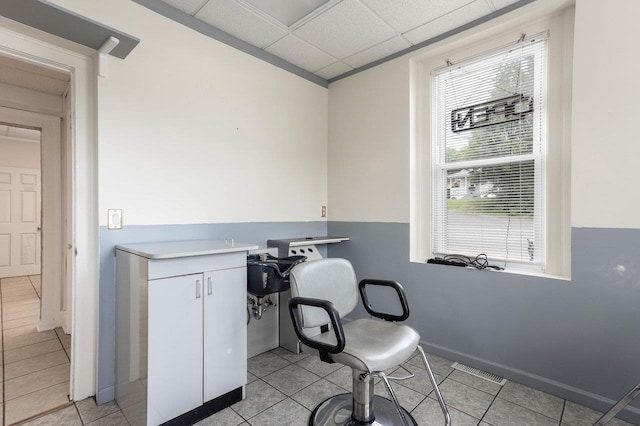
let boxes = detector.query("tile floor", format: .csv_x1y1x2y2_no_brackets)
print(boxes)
0,277,634,425
192,348,636,426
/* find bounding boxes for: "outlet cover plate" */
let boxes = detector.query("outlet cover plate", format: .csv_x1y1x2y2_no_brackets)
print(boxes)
107,209,123,230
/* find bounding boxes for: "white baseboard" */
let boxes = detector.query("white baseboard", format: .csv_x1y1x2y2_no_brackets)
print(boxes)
37,320,57,332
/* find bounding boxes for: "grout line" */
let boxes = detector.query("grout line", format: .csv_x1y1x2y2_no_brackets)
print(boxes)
478,391,501,424
73,401,83,425
27,276,40,300
55,329,71,363
4,344,64,366
3,356,68,382
3,375,70,404
490,394,564,424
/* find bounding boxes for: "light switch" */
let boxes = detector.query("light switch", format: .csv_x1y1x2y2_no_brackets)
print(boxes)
107,209,123,230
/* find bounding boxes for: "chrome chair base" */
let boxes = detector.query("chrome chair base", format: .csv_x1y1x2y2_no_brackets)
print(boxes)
309,393,417,426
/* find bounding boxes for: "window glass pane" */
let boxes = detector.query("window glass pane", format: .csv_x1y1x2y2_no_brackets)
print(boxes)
438,161,535,261
441,53,537,163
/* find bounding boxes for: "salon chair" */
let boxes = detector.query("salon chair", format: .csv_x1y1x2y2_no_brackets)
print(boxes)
288,258,450,426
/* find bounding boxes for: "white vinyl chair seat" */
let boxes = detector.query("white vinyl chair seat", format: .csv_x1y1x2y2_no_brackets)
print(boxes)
313,318,420,373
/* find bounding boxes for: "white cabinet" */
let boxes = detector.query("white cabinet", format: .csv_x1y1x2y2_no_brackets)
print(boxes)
203,268,247,401
148,274,204,424
115,240,257,426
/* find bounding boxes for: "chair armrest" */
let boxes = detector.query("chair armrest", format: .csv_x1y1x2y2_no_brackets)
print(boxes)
358,279,410,322
288,297,346,354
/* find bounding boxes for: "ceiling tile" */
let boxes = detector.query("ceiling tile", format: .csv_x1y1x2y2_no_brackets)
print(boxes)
195,0,287,48
403,0,493,45
490,0,520,10
343,36,411,69
161,0,209,15
315,61,353,79
361,0,474,33
293,0,396,59
242,0,331,27
265,35,336,72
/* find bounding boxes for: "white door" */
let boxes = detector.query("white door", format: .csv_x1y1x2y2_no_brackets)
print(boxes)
0,166,41,278
203,267,247,402
148,274,204,425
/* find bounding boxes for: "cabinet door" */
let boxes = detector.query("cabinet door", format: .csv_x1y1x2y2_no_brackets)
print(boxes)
148,274,204,425
203,267,247,402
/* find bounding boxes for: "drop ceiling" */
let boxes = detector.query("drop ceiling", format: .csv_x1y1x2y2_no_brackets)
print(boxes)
138,0,532,85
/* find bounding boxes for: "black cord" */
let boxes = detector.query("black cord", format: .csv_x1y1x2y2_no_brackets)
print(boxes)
442,254,503,270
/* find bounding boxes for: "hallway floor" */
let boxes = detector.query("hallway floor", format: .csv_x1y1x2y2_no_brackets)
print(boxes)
0,275,71,425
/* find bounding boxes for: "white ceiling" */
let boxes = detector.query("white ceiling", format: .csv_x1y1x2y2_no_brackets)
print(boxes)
160,0,522,80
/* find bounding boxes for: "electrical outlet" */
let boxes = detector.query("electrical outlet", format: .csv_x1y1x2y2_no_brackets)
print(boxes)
321,205,326,217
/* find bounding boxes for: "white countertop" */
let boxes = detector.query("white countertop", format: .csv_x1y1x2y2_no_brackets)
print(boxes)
267,236,349,247
116,239,259,260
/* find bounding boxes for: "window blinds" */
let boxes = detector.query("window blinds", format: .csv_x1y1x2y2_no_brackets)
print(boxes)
432,35,548,269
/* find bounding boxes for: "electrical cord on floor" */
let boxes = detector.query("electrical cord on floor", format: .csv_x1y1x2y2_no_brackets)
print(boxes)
427,254,503,270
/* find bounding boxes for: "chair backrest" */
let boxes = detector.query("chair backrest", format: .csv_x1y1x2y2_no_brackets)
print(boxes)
289,258,358,328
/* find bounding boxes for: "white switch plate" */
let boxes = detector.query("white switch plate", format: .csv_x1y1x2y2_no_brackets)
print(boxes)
107,209,123,230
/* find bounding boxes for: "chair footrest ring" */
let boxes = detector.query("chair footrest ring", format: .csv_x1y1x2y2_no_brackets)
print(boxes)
309,393,417,426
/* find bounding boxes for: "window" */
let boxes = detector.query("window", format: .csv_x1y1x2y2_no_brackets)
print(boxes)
431,35,548,271
412,11,572,278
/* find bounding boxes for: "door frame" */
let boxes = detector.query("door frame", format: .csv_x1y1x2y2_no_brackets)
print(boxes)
0,17,98,401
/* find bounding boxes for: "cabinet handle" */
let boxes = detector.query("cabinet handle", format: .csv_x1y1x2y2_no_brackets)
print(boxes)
196,280,201,299
207,277,213,296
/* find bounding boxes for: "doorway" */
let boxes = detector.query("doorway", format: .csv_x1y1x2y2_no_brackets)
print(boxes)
0,14,99,404
0,58,75,423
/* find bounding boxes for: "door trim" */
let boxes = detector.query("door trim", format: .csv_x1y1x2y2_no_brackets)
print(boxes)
0,18,98,401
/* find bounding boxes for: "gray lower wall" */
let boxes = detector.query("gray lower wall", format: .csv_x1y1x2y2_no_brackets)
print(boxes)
97,221,327,404
328,222,640,424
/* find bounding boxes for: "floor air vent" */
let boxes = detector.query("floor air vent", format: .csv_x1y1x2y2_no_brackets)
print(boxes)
451,362,507,386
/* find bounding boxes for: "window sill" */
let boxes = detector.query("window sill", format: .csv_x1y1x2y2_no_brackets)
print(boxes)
416,259,571,281
497,266,570,281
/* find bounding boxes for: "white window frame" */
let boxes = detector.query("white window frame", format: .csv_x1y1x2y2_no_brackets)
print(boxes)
411,10,572,278
431,34,548,272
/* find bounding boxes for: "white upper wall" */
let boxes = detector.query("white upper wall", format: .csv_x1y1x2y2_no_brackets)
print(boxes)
328,0,574,224
329,0,640,230
50,0,328,226
329,57,410,223
570,0,640,228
